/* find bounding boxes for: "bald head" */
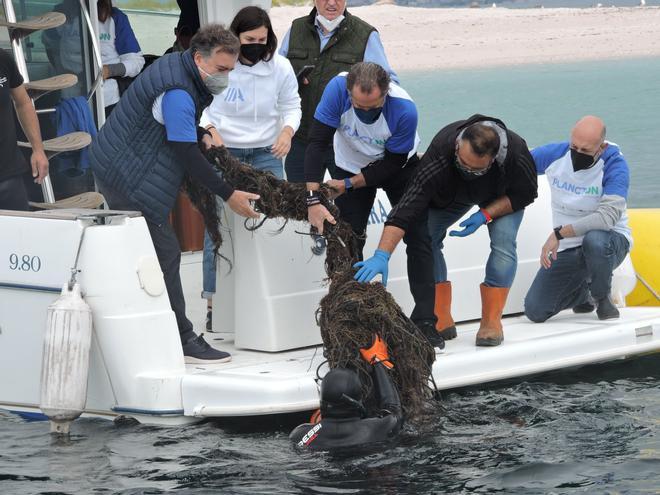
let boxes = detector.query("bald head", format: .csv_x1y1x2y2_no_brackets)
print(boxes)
570,116,607,155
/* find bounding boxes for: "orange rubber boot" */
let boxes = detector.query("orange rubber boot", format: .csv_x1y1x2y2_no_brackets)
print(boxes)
475,284,510,347
435,281,457,340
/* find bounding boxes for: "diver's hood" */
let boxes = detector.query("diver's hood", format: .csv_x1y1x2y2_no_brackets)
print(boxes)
320,368,366,419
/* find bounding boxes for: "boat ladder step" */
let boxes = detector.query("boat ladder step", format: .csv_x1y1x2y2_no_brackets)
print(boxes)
0,12,66,40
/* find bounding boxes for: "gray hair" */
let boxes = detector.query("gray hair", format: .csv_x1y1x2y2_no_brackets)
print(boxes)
346,62,390,96
190,24,240,58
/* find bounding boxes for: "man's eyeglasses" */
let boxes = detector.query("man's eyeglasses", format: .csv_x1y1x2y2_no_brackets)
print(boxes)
455,153,492,176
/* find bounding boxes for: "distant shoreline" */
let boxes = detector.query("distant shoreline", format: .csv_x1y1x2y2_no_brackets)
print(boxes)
270,5,660,71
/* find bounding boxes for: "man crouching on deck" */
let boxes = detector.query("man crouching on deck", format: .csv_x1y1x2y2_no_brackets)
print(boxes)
524,116,632,322
355,115,538,347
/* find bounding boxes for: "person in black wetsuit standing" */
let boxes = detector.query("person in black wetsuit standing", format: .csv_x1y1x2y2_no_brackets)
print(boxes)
290,335,403,450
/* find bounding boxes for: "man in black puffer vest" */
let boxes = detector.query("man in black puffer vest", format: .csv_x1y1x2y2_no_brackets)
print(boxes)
279,0,397,183
90,25,259,364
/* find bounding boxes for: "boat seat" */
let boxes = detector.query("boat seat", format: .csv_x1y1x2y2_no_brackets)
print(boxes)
25,74,78,100
0,12,66,40
29,191,105,210
18,132,92,159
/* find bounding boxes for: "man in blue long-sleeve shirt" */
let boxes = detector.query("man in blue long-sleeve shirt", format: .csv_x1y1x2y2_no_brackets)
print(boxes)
525,116,632,322
91,25,259,364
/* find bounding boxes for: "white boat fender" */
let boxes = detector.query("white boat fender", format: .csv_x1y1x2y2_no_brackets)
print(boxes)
39,282,93,435
39,225,93,435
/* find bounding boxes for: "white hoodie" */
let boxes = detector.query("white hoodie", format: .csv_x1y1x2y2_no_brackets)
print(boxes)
200,53,301,148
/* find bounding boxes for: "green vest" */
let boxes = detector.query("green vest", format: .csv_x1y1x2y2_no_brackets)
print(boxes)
286,9,376,141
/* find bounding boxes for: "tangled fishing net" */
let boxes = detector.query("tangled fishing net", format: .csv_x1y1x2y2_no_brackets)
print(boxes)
184,146,436,418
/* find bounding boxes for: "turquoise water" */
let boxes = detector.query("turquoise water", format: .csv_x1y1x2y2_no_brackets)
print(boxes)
401,57,660,208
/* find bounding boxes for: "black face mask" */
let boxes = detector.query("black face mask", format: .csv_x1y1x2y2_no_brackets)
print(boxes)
354,107,382,124
240,43,268,64
570,149,598,172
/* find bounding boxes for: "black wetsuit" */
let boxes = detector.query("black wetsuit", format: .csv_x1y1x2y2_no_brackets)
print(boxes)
290,363,403,450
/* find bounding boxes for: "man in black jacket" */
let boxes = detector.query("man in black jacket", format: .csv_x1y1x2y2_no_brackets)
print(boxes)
355,115,538,347
290,335,403,451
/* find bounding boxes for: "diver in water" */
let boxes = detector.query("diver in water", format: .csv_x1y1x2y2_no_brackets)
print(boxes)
290,335,403,450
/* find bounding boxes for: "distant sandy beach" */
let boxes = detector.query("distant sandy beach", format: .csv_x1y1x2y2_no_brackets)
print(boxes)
269,5,660,71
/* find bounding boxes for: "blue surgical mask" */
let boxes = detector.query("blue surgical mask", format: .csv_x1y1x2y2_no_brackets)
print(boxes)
199,65,229,95
354,107,382,124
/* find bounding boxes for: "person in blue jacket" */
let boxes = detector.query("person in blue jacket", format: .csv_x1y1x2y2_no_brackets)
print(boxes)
525,116,632,322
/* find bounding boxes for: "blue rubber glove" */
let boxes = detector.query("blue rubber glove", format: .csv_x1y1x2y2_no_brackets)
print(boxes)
353,249,391,286
449,210,488,237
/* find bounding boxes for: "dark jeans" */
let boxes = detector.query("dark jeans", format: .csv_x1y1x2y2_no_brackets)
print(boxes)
100,183,196,344
524,229,630,323
0,173,30,211
332,159,436,326
284,136,336,183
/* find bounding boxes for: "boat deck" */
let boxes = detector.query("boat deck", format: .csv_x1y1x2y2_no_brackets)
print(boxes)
181,302,660,417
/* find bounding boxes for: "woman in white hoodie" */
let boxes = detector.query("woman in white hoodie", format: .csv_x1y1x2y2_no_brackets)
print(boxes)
200,6,301,328
200,6,301,176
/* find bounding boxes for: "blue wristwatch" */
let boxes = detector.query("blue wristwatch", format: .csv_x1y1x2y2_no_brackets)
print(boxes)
344,177,353,191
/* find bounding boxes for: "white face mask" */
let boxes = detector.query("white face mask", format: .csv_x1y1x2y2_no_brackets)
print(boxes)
316,14,345,32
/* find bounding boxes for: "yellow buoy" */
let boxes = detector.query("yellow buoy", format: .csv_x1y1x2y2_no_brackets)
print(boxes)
626,209,660,307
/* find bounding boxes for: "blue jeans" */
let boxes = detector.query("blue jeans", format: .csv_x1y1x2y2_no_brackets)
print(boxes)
202,147,283,298
427,202,525,288
524,229,630,323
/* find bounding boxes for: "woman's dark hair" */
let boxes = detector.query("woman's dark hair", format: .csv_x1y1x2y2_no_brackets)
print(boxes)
229,6,277,62
97,0,112,23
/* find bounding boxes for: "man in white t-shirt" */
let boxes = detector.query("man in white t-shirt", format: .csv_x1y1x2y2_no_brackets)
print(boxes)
304,62,440,348
525,116,632,322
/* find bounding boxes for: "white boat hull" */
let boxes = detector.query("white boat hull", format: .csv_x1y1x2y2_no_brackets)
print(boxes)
0,181,658,425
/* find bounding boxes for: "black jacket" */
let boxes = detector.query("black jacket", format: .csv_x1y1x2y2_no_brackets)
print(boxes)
386,114,538,232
